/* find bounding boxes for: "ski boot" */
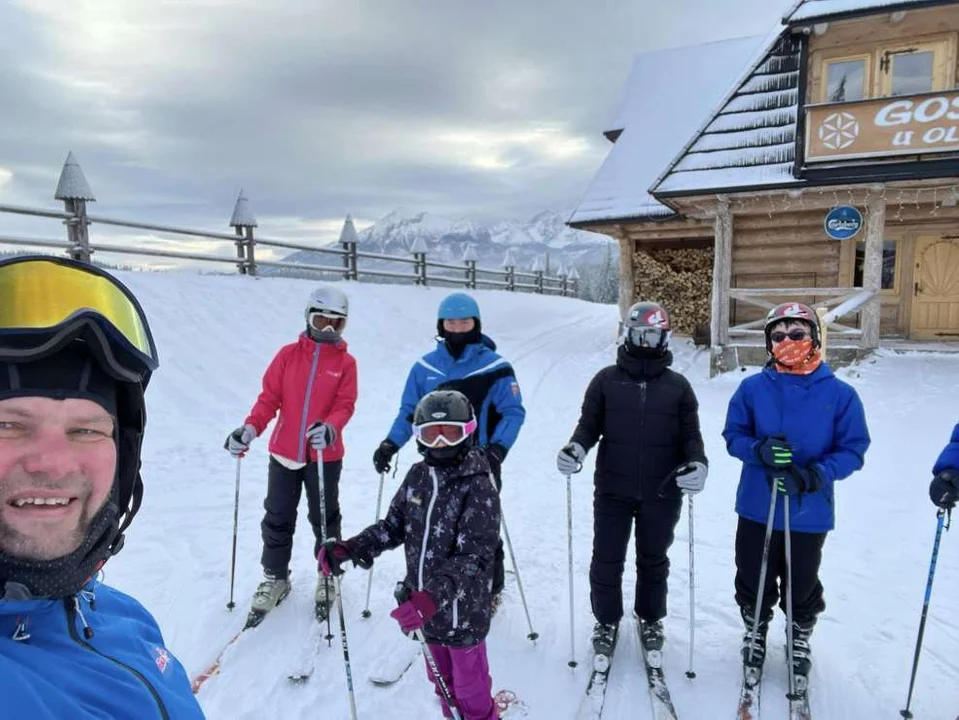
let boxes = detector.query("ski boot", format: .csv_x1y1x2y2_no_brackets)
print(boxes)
639,619,665,668
740,605,771,670
788,617,815,696
245,570,291,629
314,573,337,622
590,620,619,657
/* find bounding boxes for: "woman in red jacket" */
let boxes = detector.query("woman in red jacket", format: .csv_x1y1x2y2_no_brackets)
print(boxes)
224,286,358,626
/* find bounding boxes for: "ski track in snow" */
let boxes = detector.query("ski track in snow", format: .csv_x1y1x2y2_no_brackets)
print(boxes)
92,272,959,719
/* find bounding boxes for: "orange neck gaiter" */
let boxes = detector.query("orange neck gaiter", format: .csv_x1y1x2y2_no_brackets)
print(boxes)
772,338,822,375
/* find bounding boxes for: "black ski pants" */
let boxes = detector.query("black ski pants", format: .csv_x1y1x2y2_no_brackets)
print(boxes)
734,516,827,623
260,457,342,577
490,462,505,598
589,491,682,625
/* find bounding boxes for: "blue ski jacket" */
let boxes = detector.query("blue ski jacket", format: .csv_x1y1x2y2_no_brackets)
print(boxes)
722,363,870,533
933,422,959,474
387,335,525,453
0,580,204,720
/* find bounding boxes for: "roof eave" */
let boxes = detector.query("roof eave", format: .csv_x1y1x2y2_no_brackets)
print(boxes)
784,0,959,27
652,178,806,201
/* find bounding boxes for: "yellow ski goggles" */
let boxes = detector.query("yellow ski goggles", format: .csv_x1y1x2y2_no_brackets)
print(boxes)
0,255,158,384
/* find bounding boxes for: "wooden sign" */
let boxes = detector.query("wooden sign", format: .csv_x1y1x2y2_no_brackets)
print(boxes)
805,91,959,162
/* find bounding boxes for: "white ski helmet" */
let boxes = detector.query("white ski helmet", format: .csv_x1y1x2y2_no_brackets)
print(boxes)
305,286,349,342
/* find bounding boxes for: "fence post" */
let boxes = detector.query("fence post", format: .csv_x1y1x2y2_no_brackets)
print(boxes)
411,236,429,286
338,215,360,281
557,264,568,297
502,248,516,292
531,255,544,294
568,266,579,297
54,152,95,264
463,244,478,289
229,189,258,275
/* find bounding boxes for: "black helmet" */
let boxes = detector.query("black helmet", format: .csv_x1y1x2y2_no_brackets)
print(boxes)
622,300,671,356
412,390,477,466
0,255,158,596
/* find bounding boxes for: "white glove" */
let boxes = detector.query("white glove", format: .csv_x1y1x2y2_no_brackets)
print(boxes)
306,421,336,451
675,461,708,495
557,442,586,475
225,424,256,458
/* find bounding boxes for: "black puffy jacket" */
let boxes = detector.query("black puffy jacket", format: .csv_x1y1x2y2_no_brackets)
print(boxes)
569,346,706,500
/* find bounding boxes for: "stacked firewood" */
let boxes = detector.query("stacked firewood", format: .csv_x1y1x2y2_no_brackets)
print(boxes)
632,248,713,337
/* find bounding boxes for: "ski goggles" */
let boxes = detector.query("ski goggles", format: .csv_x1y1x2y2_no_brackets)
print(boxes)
0,256,158,384
626,327,667,348
413,419,477,448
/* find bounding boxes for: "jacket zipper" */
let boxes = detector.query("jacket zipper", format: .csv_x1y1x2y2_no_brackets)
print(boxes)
639,381,647,490
417,468,440,590
297,343,322,463
64,598,170,720
452,595,459,629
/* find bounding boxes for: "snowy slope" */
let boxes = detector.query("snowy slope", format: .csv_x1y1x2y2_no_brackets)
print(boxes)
96,270,959,719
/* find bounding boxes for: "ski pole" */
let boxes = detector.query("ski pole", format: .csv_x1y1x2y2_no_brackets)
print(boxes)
334,574,359,720
900,507,951,719
317,459,334,645
783,495,796,702
747,480,779,667
361,472,386,619
685,494,696,679
489,473,539,642
394,583,462,720
566,472,577,668
227,458,242,611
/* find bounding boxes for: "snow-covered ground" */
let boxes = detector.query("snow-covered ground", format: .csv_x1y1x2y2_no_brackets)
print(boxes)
99,270,959,719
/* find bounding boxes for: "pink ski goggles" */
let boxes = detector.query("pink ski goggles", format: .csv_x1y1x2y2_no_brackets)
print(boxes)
414,419,477,448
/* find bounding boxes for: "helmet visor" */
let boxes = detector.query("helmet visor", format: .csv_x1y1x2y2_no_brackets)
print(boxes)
414,419,477,448
0,257,158,382
627,327,666,348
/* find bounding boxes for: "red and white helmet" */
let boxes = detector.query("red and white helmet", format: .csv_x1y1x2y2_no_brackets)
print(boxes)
623,301,671,352
763,302,820,350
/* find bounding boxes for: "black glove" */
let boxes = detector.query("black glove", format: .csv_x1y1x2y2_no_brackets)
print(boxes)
755,436,793,469
484,443,507,475
768,464,823,496
373,439,399,474
929,469,959,509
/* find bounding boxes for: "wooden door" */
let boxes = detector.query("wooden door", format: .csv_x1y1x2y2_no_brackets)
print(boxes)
909,235,959,340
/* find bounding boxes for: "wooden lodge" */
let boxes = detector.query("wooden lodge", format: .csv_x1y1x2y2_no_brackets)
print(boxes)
569,0,959,375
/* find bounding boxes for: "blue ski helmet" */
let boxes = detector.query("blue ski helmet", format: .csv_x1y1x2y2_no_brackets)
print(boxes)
437,293,480,321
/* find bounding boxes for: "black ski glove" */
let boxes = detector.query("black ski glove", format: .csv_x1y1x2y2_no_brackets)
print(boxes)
929,469,959,509
768,465,823,496
484,443,507,477
373,438,399,474
755,436,793,469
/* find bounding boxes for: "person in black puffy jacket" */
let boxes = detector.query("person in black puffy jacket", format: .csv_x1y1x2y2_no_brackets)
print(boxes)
556,301,707,661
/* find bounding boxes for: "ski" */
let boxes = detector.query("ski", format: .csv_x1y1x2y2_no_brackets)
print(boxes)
191,629,243,694
639,644,678,720
735,665,762,720
574,653,612,720
368,644,421,686
787,675,811,720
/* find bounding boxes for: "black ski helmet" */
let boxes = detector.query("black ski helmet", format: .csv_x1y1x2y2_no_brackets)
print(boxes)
0,255,158,596
622,300,671,355
412,389,476,466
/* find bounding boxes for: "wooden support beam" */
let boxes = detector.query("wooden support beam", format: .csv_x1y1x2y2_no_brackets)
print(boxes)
710,196,732,348
861,186,885,348
616,225,635,321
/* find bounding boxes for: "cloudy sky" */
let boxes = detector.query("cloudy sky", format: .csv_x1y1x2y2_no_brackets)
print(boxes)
0,0,790,255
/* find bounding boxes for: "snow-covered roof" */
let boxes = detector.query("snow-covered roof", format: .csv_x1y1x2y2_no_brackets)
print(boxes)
784,0,948,24
651,28,806,198
568,34,766,225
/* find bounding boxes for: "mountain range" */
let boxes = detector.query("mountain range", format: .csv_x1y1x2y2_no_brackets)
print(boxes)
282,207,616,272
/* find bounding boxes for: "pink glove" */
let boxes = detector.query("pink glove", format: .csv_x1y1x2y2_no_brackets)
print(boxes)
317,540,352,577
389,591,437,634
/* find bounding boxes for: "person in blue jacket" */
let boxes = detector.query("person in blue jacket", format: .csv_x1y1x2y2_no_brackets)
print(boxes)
722,301,870,685
930,423,959,509
372,292,525,605
0,255,203,719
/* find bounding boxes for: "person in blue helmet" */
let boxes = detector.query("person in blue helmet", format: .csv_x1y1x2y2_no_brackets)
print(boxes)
372,292,525,606
930,422,959,510
0,255,203,718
